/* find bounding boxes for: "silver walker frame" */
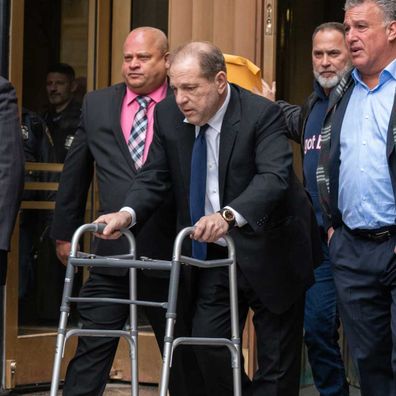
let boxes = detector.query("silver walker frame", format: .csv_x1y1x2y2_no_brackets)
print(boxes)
50,223,242,396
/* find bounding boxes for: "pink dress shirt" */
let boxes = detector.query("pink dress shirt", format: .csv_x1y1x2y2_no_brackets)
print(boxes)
120,82,168,164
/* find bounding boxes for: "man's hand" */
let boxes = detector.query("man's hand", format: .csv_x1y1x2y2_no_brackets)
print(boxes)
254,79,276,102
94,211,132,240
327,227,335,245
56,240,71,266
191,212,229,243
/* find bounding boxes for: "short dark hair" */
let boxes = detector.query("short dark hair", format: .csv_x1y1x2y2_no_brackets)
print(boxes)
170,42,226,80
344,0,396,23
312,22,345,40
47,63,76,80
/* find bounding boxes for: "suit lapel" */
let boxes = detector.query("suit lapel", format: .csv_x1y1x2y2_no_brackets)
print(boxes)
218,85,240,204
386,89,396,158
111,83,137,173
176,121,196,194
386,90,396,200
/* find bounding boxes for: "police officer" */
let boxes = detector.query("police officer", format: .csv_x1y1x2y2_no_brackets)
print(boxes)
43,63,81,162
19,109,56,301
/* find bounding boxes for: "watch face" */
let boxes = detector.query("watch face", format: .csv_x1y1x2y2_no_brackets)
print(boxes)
224,211,232,220
223,209,235,222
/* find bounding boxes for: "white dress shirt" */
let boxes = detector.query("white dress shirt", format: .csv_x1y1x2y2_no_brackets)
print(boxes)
189,84,247,227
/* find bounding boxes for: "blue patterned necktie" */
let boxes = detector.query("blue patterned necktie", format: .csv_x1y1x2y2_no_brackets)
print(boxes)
190,124,209,260
128,96,151,170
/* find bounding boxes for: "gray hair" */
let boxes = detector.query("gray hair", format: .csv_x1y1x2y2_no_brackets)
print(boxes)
312,22,345,41
170,41,226,80
344,0,396,23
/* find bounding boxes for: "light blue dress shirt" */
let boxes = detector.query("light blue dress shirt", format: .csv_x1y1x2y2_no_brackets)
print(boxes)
339,59,396,229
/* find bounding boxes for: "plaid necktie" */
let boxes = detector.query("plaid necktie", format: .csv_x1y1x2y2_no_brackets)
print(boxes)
190,124,209,260
128,95,151,170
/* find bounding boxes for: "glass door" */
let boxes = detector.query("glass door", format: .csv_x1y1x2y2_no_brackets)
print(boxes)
4,0,165,389
4,0,89,388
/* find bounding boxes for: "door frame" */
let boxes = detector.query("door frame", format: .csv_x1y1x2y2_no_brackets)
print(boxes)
4,0,110,389
4,0,163,388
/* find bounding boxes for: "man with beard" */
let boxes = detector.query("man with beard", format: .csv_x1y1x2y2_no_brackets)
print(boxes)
43,63,81,163
261,22,351,396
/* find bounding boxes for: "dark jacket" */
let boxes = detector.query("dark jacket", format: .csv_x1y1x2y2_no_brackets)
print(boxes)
51,83,177,275
0,77,25,252
43,99,81,163
278,90,320,161
22,108,57,201
124,84,322,314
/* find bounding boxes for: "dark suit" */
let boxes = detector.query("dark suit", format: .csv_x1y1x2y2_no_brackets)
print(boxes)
0,77,24,283
0,77,24,396
322,80,396,395
124,84,321,395
51,83,202,396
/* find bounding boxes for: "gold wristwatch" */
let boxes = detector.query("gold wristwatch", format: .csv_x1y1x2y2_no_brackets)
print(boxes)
218,208,236,229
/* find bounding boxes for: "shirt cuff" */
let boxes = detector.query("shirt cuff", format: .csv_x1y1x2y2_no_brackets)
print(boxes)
224,206,247,227
119,207,137,228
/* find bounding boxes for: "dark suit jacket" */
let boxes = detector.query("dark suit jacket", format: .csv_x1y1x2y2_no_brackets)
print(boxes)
0,77,24,253
124,84,321,314
51,82,176,275
325,83,396,229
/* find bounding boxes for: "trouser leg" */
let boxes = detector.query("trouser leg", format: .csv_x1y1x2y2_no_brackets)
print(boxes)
390,274,396,393
191,267,250,396
192,265,305,396
249,288,305,396
138,272,204,396
330,227,396,396
304,249,349,396
63,272,130,396
64,269,204,396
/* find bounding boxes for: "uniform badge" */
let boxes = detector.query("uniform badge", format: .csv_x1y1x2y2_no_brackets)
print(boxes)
21,124,29,140
64,135,74,150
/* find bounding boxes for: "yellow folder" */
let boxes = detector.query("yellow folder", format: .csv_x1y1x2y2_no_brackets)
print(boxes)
224,53,262,93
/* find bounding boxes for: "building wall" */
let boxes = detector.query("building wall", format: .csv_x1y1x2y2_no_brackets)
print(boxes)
168,0,277,82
